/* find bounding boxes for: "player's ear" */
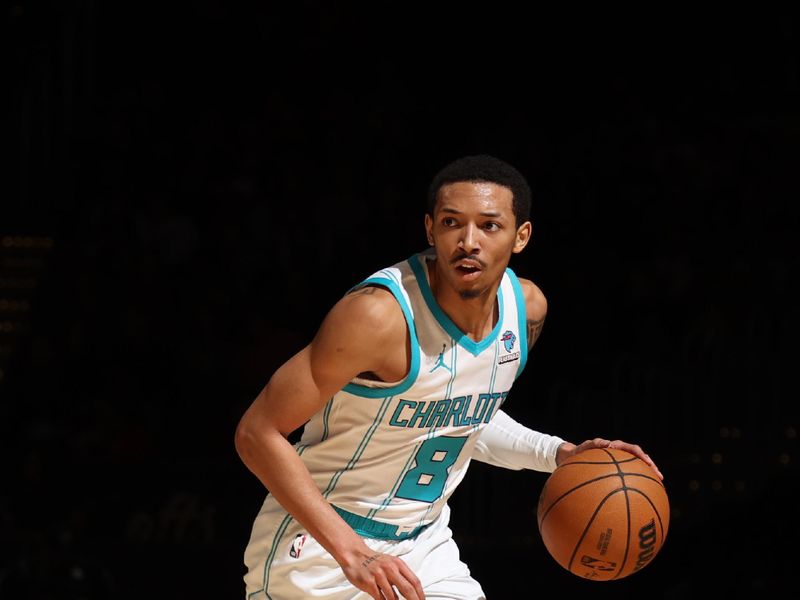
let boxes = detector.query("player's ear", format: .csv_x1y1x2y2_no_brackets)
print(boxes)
512,221,532,253
424,214,435,246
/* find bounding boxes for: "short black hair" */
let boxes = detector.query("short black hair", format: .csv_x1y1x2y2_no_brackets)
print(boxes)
426,154,532,225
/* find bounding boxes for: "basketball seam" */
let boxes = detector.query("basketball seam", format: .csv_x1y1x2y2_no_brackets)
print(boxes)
627,488,668,544
558,457,638,466
611,481,632,580
539,473,630,525
565,488,624,573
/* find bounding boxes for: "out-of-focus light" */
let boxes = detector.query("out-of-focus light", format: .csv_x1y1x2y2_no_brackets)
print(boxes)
712,453,722,464
0,277,38,289
787,427,797,439
719,426,729,438
0,299,29,311
0,236,54,249
1,257,45,269
779,453,790,465
734,480,745,492
689,480,700,491
711,480,722,492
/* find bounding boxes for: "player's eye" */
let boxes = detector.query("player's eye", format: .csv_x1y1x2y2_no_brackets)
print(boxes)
442,217,458,227
483,222,501,231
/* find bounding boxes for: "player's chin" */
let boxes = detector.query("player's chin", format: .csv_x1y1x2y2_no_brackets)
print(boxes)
457,286,484,300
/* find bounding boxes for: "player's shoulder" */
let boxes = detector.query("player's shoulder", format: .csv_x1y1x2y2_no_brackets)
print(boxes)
321,283,406,342
515,277,548,321
342,283,403,315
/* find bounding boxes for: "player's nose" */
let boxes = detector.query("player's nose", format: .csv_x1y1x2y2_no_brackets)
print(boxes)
458,224,479,254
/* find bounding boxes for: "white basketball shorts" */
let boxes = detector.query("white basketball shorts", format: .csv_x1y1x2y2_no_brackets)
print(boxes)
243,498,485,599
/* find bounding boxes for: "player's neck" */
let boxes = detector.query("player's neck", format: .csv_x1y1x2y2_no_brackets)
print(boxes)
428,259,500,342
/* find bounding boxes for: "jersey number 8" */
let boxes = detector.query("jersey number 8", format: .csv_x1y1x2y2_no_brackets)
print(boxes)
396,436,468,503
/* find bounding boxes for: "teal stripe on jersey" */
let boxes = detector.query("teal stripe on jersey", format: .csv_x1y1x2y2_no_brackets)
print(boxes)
489,337,499,393
379,268,402,288
341,276,421,398
415,501,434,533
429,341,457,439
442,340,457,413
466,341,499,435
256,513,293,600
409,254,504,356
322,396,393,498
322,398,334,441
506,268,529,378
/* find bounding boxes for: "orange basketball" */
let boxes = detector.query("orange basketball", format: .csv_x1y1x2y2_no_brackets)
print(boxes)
537,448,669,581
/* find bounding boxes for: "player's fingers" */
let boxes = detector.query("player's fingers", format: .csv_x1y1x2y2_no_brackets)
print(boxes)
610,440,664,480
608,440,639,453
652,464,664,480
643,454,664,480
392,578,422,600
358,571,390,600
362,582,383,600
395,560,425,599
577,438,609,452
373,572,398,600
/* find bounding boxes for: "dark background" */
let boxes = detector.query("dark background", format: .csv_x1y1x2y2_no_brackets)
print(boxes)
4,3,799,598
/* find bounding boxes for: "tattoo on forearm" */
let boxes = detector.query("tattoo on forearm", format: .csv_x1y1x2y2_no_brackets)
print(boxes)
362,553,380,568
527,317,545,350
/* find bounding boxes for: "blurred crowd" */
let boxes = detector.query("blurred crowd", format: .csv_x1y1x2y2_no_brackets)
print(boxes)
4,3,798,598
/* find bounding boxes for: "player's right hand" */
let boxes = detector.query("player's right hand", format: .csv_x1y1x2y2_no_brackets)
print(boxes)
341,550,425,600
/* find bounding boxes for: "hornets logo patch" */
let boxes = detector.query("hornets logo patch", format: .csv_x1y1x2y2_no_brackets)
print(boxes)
501,330,516,352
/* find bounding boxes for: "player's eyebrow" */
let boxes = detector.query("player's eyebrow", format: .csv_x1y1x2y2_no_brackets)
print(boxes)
439,207,504,218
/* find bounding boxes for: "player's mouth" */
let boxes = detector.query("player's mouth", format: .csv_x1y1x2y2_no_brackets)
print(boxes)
452,258,484,281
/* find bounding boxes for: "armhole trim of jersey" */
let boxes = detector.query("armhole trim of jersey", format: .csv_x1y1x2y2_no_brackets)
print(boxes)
341,276,421,398
505,268,528,379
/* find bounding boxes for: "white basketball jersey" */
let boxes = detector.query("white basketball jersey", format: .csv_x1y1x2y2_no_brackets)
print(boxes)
295,249,529,537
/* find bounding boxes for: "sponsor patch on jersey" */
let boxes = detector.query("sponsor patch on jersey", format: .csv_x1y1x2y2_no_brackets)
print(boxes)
289,533,307,558
498,351,520,364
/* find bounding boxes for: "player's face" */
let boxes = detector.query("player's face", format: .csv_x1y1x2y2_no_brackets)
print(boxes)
425,182,531,300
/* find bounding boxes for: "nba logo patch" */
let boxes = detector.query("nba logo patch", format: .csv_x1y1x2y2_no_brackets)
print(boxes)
289,533,307,558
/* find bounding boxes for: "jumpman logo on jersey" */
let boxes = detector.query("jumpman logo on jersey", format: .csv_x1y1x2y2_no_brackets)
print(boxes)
429,343,452,373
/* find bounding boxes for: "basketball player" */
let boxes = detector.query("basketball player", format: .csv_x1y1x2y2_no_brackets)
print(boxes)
235,155,663,599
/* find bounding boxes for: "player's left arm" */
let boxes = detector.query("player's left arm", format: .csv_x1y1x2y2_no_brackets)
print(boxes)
473,278,562,471
518,277,547,351
474,278,664,480
516,280,664,479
